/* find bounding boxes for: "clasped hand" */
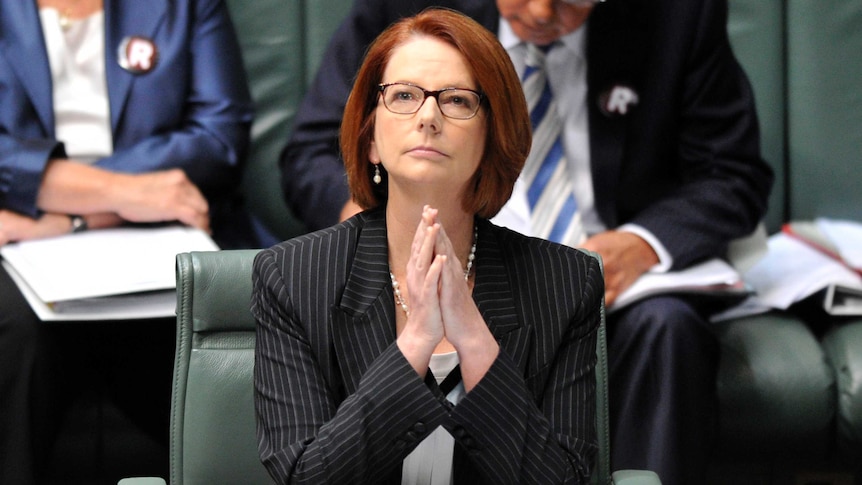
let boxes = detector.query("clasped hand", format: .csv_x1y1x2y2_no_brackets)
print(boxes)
396,207,498,389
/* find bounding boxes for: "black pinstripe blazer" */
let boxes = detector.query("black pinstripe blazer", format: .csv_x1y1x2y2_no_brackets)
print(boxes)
251,207,602,484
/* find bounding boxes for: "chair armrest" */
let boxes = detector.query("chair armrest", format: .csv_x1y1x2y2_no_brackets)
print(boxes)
117,478,166,485
612,469,662,485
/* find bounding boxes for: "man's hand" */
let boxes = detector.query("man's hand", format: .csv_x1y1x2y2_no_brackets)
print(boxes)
581,231,659,306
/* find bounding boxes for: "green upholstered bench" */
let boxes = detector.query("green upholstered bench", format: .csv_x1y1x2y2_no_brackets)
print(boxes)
784,0,862,466
710,0,862,481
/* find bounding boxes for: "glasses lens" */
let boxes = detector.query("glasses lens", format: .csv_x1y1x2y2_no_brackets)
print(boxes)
438,90,481,119
382,84,423,114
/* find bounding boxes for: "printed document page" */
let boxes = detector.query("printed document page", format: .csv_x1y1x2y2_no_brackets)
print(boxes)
609,258,749,313
0,225,218,320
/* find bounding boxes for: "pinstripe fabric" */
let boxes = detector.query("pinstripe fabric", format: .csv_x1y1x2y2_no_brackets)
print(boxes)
251,207,602,484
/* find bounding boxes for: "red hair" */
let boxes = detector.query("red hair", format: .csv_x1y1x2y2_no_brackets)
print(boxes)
340,8,531,217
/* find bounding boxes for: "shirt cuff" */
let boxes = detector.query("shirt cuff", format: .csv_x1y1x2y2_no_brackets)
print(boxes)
616,223,672,273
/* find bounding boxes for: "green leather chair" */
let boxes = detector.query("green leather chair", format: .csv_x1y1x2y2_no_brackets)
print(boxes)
785,0,862,463
225,0,355,242
122,249,660,484
711,0,836,469
709,0,862,479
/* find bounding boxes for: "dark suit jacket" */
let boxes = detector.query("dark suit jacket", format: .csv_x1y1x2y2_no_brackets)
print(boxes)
251,207,602,484
281,0,774,270
0,0,256,247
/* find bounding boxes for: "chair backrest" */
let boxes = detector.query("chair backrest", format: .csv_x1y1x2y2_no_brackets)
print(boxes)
726,0,786,233
224,0,353,241
172,250,271,485
784,0,862,221
173,249,613,484
592,266,613,485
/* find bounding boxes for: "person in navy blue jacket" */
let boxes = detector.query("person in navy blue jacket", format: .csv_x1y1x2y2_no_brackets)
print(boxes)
0,0,254,482
279,0,774,483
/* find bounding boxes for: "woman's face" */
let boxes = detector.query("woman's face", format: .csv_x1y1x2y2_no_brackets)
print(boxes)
369,36,487,202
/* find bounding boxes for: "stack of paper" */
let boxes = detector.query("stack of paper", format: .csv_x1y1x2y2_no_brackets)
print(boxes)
1,226,219,321
714,218,862,321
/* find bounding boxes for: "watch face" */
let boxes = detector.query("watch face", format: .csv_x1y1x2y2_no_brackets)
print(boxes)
71,215,88,233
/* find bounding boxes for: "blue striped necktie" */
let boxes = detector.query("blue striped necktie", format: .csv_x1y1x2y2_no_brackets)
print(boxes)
521,43,585,247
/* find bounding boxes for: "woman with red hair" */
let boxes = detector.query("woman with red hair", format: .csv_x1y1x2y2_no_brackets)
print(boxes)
252,9,601,484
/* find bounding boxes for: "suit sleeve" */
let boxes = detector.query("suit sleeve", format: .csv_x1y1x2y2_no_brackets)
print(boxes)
443,251,601,484
0,136,61,217
614,0,774,269
251,248,449,484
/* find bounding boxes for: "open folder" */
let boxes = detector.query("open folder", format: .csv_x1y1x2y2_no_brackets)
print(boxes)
781,219,862,316
713,219,862,321
608,258,752,314
1,225,219,321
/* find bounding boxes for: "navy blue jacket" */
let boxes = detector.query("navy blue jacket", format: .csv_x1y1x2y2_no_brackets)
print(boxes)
0,0,256,247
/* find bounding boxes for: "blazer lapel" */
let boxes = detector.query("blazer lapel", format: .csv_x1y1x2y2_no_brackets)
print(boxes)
586,1,644,228
331,210,397,396
472,220,526,371
0,0,54,134
104,0,166,132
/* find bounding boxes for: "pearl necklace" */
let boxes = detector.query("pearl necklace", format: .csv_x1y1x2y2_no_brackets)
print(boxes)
390,224,477,316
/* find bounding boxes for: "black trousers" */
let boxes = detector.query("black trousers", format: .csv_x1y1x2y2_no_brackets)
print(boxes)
0,264,174,485
607,295,720,485
0,264,56,485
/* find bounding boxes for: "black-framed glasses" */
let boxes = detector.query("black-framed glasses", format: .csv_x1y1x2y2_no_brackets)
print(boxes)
378,82,484,120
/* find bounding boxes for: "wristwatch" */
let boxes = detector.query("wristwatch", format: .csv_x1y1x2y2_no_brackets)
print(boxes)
69,215,88,233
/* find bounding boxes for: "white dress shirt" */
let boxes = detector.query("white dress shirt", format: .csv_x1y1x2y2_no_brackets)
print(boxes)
402,352,463,485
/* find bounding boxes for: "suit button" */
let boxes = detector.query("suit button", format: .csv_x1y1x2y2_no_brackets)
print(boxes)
394,439,407,450
405,431,418,441
413,422,426,434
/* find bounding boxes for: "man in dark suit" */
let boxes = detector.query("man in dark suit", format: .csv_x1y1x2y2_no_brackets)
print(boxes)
279,0,773,482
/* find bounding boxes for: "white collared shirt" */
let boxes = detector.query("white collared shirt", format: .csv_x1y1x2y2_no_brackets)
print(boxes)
401,352,463,485
39,8,113,163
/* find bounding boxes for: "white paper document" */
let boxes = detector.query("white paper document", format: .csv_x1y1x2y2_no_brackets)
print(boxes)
1,226,219,321
816,218,862,270
718,230,862,319
609,258,750,313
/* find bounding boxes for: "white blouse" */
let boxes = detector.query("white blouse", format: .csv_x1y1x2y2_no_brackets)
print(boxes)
402,351,464,485
39,8,112,162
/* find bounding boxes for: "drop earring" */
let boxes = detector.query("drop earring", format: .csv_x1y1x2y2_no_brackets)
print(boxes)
373,165,382,184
